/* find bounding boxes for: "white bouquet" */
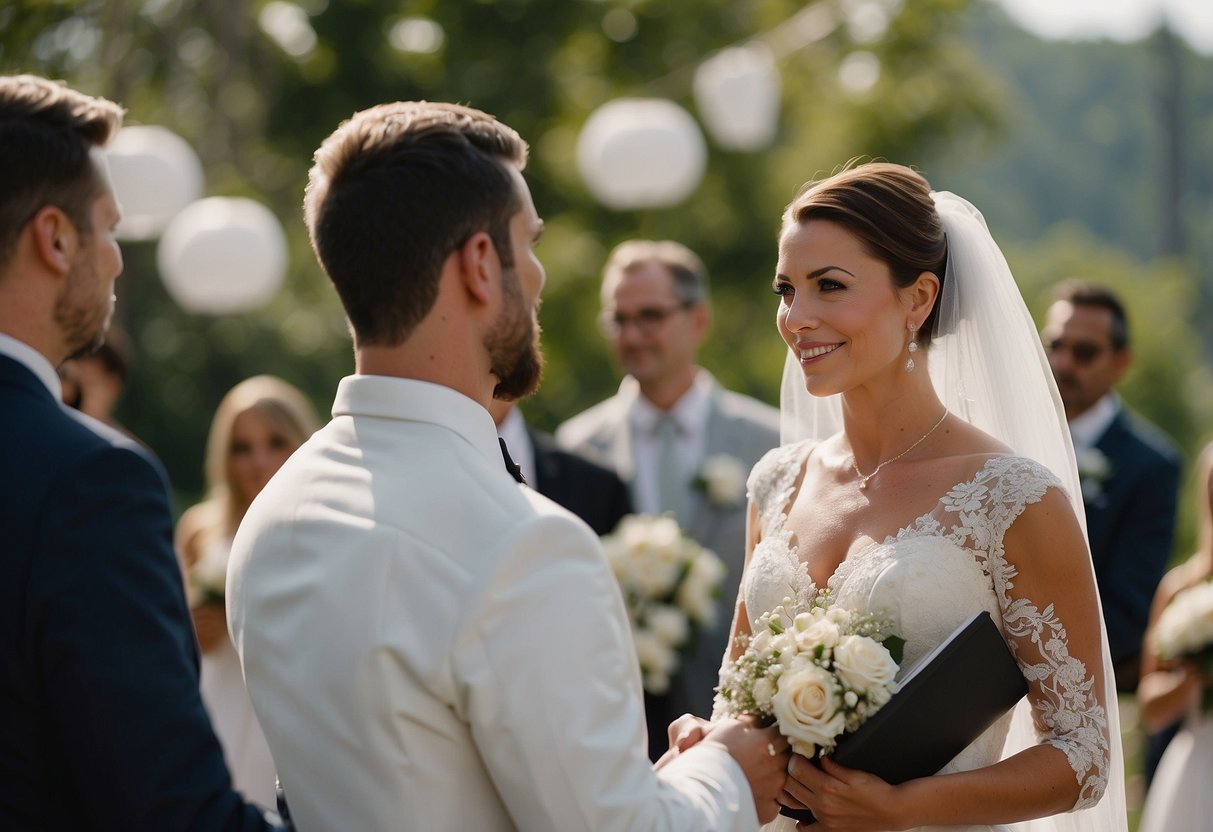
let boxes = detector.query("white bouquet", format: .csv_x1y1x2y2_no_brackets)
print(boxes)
1154,579,1213,665
716,591,904,758
602,514,727,694
186,543,229,608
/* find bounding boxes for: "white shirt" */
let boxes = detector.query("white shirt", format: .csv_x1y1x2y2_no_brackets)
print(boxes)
1068,393,1120,450
0,332,61,400
627,371,712,516
227,374,757,832
496,405,537,487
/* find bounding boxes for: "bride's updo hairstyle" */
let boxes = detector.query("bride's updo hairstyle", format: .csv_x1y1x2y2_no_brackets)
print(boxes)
782,162,948,344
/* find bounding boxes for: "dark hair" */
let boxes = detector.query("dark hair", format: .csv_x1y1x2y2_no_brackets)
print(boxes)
0,75,124,267
783,161,948,342
304,101,529,346
601,239,710,306
1051,279,1129,349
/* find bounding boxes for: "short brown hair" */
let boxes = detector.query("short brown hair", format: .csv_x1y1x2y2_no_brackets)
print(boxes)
783,161,948,341
304,101,528,346
0,75,124,267
1051,280,1129,349
601,239,710,307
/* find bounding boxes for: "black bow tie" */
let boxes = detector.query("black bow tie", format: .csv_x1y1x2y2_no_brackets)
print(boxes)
498,437,527,485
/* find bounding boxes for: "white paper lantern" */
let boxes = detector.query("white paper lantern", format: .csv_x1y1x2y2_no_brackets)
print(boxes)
576,98,707,210
157,197,288,315
106,126,205,241
693,43,782,151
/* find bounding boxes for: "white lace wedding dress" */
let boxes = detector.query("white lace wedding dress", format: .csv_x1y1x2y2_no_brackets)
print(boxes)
738,442,1110,832
1136,704,1213,832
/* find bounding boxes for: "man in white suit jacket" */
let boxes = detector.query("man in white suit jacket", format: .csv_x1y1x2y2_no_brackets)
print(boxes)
226,101,789,831
557,241,780,752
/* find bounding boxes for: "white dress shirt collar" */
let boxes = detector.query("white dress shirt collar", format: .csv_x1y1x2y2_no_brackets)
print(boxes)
495,406,537,487
0,332,61,400
626,369,713,439
1068,392,1120,450
333,375,503,471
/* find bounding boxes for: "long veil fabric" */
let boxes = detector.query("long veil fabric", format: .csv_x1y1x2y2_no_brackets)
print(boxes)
779,192,1127,831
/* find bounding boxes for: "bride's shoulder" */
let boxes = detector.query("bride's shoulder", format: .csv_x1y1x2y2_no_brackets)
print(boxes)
747,438,814,505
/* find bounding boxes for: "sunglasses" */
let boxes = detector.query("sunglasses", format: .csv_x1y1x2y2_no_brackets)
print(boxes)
1044,338,1110,366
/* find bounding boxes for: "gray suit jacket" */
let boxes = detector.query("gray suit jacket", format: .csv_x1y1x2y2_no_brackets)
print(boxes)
557,373,780,723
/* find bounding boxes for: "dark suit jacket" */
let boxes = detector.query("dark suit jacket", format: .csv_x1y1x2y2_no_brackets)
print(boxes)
529,429,632,536
0,355,273,831
1084,407,1181,690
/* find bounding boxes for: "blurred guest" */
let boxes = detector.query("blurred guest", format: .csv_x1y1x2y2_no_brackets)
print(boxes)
1041,280,1182,692
490,398,631,535
59,324,129,428
0,73,279,830
557,240,780,737
1136,441,1213,832
177,375,319,808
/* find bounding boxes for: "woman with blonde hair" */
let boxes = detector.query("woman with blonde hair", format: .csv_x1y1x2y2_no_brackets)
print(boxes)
177,375,318,808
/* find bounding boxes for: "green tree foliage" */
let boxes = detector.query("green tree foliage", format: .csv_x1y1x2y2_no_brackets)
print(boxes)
3,0,998,505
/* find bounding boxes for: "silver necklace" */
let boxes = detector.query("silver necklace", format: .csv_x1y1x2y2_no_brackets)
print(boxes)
853,409,949,490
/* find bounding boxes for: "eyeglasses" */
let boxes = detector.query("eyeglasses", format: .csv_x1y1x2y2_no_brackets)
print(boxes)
598,301,694,337
1044,338,1111,366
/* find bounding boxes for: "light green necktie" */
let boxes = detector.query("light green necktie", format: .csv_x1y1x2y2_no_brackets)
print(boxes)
655,414,689,528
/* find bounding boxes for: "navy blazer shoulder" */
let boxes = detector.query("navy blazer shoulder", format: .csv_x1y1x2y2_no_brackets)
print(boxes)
529,428,632,536
0,354,274,831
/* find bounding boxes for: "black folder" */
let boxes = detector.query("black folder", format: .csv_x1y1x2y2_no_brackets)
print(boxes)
780,610,1027,823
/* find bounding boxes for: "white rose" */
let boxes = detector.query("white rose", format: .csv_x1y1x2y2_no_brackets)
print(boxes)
634,629,679,676
833,634,899,696
771,658,846,756
770,631,797,659
647,604,691,648
796,617,842,651
748,628,775,661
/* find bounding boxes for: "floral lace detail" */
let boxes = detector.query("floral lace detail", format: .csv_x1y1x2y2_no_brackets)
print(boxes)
935,456,1109,809
745,442,817,608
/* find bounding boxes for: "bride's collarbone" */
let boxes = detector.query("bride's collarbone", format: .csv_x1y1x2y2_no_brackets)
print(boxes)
785,464,955,580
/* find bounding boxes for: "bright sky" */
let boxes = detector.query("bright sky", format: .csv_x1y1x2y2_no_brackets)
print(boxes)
995,0,1213,54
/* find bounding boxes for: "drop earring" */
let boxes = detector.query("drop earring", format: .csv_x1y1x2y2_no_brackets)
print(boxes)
905,324,919,373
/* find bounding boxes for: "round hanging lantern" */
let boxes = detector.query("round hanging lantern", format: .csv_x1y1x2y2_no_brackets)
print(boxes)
106,125,205,241
157,197,288,315
576,98,707,210
693,43,782,151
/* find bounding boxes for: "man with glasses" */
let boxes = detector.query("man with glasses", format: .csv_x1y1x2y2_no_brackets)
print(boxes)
557,240,779,757
1041,280,1181,696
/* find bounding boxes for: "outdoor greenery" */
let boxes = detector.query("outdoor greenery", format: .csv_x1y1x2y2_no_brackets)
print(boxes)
3,0,1210,561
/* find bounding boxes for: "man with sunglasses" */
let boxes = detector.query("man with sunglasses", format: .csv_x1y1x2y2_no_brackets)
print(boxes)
1041,280,1181,696
557,240,779,758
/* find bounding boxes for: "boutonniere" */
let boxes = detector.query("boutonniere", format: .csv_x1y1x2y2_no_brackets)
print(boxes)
692,453,748,508
1076,447,1113,503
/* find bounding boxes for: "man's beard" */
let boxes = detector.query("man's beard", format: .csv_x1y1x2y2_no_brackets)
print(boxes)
487,267,543,401
56,260,112,361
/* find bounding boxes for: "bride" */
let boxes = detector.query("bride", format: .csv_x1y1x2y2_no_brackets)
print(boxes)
719,162,1126,831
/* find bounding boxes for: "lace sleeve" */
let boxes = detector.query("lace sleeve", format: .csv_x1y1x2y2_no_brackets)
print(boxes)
956,456,1111,811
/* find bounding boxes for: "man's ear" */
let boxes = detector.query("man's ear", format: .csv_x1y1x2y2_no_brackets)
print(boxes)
457,230,498,306
27,205,78,277
1110,346,1133,384
690,300,711,344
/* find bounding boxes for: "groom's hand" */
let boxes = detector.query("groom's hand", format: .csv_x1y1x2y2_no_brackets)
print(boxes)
703,716,790,824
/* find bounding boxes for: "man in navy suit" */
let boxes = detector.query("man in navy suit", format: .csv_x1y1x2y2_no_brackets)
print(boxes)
0,74,278,830
1042,280,1182,695
491,399,632,536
